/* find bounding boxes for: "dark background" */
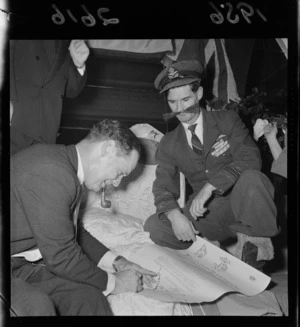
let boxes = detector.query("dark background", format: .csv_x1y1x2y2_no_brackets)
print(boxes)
56,38,288,146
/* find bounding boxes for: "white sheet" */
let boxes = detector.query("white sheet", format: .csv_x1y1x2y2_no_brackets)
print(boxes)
81,206,192,316
81,206,282,316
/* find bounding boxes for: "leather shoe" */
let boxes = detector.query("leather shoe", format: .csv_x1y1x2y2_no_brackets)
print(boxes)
241,241,266,272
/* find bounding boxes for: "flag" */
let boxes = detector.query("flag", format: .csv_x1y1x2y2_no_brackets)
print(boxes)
87,39,175,54
164,39,240,110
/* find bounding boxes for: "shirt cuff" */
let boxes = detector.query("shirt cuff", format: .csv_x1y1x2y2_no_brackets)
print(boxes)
102,273,116,296
97,251,117,274
76,65,86,76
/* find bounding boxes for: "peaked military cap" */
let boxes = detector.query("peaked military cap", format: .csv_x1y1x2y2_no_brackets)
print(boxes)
154,60,202,94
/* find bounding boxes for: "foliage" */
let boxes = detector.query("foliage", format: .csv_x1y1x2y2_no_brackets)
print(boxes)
226,87,287,144
225,87,287,172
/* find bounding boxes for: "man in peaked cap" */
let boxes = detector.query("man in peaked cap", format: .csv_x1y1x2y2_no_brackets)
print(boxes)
144,60,279,271
154,60,203,94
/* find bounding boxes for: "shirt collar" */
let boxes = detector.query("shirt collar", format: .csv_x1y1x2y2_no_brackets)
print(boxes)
182,110,203,132
75,146,84,185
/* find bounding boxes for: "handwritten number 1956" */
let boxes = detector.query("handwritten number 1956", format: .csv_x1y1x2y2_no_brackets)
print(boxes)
51,4,120,26
209,2,267,24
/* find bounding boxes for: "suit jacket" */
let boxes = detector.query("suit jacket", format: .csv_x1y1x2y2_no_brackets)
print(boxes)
153,109,262,215
10,40,87,144
11,144,109,291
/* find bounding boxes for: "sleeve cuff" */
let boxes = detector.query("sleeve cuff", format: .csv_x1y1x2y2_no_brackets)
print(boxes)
156,199,179,219
97,251,117,274
102,273,116,296
76,65,86,76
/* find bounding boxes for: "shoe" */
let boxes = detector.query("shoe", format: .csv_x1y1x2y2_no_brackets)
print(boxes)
241,241,266,272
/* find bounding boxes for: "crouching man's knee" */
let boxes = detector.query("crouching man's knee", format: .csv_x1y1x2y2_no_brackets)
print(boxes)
235,170,274,195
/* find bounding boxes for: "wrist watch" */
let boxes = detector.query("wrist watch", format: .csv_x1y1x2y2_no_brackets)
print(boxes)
112,255,124,272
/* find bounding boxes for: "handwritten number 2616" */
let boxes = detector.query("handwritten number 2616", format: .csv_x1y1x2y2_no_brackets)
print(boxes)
51,4,119,27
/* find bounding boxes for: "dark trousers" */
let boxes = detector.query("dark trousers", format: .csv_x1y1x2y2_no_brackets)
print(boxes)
144,170,279,250
11,258,113,316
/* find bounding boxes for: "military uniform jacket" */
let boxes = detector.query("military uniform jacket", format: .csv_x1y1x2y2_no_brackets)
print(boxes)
11,144,109,291
153,109,262,216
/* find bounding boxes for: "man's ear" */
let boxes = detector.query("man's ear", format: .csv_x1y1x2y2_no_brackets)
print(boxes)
100,140,116,157
196,86,203,101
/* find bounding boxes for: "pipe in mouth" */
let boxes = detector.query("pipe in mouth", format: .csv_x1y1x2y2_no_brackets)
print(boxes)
101,187,111,208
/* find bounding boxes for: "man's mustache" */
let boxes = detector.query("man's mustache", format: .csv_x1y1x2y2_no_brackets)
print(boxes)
162,103,200,121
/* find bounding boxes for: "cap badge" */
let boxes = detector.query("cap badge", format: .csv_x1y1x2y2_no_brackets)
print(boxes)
167,67,179,79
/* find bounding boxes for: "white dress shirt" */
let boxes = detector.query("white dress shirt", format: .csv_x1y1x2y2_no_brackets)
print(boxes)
75,146,116,295
77,65,85,76
182,110,204,146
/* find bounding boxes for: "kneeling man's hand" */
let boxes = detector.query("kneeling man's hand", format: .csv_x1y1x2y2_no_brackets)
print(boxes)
166,209,199,242
190,182,216,219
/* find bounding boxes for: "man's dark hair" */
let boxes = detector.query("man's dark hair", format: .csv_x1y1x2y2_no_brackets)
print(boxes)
190,80,201,93
86,119,141,157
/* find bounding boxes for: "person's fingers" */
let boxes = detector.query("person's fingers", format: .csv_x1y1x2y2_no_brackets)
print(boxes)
191,200,207,217
73,40,84,50
189,209,198,220
188,231,196,242
142,275,155,288
133,266,157,277
174,231,182,241
136,274,144,293
190,222,200,235
136,284,143,293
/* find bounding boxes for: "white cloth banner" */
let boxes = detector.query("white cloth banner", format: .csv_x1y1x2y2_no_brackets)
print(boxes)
126,237,271,303
87,39,174,53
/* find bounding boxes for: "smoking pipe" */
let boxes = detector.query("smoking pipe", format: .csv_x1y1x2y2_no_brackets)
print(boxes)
162,103,200,121
101,187,111,208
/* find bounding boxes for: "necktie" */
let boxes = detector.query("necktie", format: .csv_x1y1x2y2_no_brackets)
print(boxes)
188,124,203,155
73,187,83,237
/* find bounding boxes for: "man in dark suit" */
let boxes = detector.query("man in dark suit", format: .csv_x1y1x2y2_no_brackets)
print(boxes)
10,40,89,155
144,61,279,271
11,119,156,316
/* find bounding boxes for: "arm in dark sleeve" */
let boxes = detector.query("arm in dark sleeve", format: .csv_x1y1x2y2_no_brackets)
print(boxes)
77,220,110,264
208,111,262,194
11,166,109,291
152,137,181,218
64,54,87,98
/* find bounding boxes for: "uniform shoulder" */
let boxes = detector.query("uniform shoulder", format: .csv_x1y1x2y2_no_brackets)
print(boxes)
160,125,182,147
210,109,239,120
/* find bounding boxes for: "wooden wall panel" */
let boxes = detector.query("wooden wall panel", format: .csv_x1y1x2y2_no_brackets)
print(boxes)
60,50,174,133
61,85,167,126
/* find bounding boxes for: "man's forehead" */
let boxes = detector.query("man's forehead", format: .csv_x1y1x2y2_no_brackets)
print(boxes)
167,84,193,98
